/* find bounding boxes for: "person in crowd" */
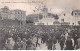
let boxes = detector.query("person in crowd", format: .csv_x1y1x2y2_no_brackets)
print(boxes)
41,33,47,44
55,30,60,43
0,36,6,50
5,39,13,50
13,37,22,50
60,34,65,50
52,36,57,50
47,37,53,50
77,38,80,50
8,36,15,49
41,35,44,44
30,36,36,50
22,38,27,50
55,40,61,50
18,37,23,50
32,35,37,47
71,36,74,47
13,41,19,50
65,31,69,40
26,38,32,50
73,34,78,49
38,36,42,45
36,37,40,47
12,34,18,42
65,36,74,50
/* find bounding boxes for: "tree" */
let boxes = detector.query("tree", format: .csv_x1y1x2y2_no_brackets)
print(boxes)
52,14,59,19
26,20,33,23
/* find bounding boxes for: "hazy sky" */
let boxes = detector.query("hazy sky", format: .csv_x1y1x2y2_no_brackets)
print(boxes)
0,0,80,14
0,0,80,25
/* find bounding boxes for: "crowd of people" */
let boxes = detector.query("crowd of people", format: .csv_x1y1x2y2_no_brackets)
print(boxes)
0,25,80,50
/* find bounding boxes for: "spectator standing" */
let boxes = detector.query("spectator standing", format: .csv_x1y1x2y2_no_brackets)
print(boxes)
60,34,65,50
65,36,74,50
22,38,27,50
77,38,80,50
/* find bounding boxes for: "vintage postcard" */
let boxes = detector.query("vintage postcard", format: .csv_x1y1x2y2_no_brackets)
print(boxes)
0,0,80,50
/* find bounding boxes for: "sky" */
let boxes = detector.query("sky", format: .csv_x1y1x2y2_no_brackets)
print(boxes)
0,0,80,15
0,0,80,25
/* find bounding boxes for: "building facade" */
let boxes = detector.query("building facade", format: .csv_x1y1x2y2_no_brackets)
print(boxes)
0,6,27,26
35,6,59,25
0,6,10,19
10,9,26,25
11,9,26,21
72,10,80,25
0,6,26,21
72,10,80,17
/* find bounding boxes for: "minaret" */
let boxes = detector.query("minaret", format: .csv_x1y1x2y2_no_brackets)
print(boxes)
42,5,48,18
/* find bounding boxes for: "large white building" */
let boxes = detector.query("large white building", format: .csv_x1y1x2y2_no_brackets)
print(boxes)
35,6,59,25
72,10,80,25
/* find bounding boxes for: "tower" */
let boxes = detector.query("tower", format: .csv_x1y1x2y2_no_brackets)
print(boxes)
42,5,48,18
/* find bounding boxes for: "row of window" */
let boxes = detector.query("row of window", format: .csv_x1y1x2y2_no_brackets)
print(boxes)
73,12,80,16
75,13,80,15
15,11,24,14
2,11,24,14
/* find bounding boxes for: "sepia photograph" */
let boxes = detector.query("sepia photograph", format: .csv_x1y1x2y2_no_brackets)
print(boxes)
0,0,80,50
